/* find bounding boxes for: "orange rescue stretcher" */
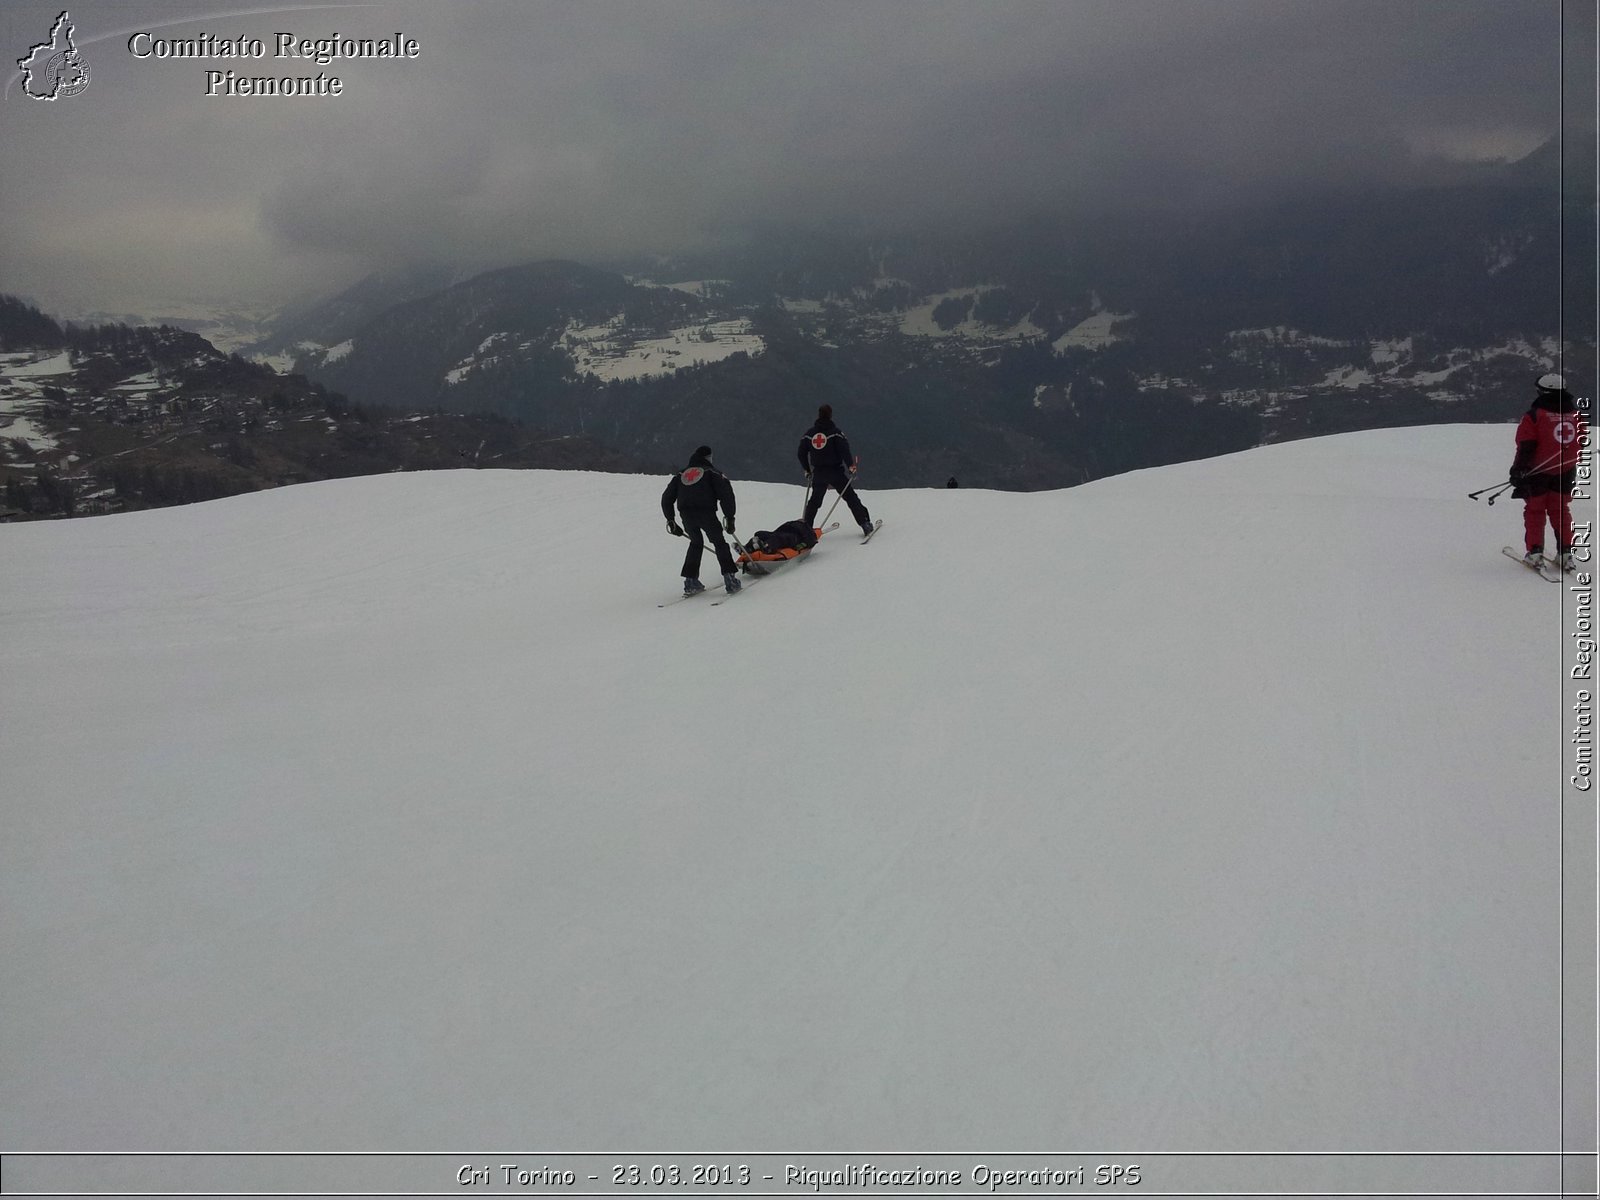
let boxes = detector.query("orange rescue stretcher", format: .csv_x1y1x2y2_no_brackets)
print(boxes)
735,521,838,576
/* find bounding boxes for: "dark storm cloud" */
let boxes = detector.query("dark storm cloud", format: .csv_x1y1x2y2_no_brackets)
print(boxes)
0,0,1584,310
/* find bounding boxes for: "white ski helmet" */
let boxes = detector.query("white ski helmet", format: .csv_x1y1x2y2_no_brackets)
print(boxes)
1536,372,1566,391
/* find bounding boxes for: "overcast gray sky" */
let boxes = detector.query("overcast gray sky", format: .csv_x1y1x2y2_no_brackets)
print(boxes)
0,0,1590,314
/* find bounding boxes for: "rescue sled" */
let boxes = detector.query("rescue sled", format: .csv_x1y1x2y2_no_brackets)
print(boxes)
736,522,837,576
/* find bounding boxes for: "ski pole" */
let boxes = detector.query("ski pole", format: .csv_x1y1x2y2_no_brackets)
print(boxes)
1521,448,1568,476
675,526,753,580
818,461,860,528
1469,447,1571,503
677,523,741,555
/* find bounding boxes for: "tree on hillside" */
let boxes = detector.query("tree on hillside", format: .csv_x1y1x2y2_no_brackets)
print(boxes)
0,295,65,350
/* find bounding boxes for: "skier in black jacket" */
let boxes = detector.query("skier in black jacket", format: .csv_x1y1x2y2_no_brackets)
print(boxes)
661,445,741,595
797,404,873,535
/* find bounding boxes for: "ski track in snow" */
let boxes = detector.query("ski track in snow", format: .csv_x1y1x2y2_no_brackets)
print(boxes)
0,424,1575,1161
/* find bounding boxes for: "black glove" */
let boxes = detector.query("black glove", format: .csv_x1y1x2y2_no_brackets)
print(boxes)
1509,469,1527,486
666,520,683,537
723,516,735,534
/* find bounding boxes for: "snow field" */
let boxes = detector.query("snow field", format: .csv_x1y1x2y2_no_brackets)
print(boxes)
0,424,1571,1161
1,351,77,454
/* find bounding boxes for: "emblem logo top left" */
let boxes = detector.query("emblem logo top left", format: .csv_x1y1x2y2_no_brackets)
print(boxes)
17,11,90,101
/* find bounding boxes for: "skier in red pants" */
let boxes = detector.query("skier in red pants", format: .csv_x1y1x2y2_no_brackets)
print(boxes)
1511,373,1586,571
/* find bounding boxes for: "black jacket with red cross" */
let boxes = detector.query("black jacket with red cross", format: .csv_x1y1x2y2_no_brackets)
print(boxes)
661,450,736,521
1512,388,1587,497
797,418,855,472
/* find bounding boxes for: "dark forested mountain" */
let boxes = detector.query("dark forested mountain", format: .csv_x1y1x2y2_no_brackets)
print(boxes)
297,260,681,413
0,297,651,521
266,140,1593,491
254,261,465,364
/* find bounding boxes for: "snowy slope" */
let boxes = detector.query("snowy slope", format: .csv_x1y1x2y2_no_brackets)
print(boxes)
0,425,1573,1157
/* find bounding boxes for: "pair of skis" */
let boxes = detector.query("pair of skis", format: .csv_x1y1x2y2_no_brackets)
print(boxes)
1502,545,1569,583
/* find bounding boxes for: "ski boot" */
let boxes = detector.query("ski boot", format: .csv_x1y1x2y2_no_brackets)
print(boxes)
682,577,706,596
722,573,742,595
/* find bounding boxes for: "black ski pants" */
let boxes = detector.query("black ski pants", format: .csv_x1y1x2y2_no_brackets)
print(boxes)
803,466,870,529
679,509,735,579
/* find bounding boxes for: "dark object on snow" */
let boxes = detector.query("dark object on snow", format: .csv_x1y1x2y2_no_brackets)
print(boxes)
661,445,738,582
748,518,817,555
797,410,872,533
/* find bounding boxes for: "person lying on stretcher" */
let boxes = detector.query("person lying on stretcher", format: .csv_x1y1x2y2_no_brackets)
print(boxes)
742,519,820,559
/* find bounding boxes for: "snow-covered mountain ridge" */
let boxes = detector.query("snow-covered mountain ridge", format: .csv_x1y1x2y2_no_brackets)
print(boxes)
0,424,1582,1166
